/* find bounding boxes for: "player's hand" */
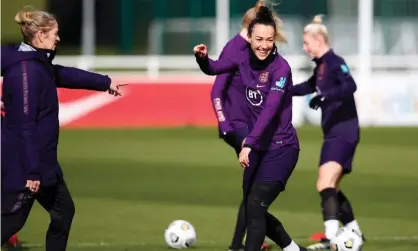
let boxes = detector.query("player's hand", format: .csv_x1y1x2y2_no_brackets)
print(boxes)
193,44,208,58
26,180,40,193
239,147,251,168
309,94,325,110
108,81,127,96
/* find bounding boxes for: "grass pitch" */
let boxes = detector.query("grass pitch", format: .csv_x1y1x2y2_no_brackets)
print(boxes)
6,126,418,251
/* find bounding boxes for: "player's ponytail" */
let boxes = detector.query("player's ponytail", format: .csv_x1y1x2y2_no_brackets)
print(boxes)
312,14,323,25
15,6,57,44
304,14,329,44
241,0,278,28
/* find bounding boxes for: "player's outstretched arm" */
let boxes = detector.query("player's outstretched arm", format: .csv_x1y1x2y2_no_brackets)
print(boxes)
193,44,239,75
290,75,316,96
53,65,126,96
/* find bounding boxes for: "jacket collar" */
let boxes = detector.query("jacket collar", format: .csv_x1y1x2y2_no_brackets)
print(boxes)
18,42,57,62
313,49,334,65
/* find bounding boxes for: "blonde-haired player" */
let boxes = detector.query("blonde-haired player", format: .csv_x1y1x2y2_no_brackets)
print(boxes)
291,15,365,250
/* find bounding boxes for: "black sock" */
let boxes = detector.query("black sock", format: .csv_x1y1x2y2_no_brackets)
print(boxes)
229,201,246,250
337,191,355,225
320,188,339,221
265,213,292,249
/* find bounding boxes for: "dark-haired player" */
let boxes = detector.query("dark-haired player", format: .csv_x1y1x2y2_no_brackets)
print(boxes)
290,15,364,250
210,1,277,250
195,6,307,251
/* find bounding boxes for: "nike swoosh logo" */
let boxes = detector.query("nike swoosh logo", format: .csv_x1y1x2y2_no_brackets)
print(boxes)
256,85,265,88
59,91,126,126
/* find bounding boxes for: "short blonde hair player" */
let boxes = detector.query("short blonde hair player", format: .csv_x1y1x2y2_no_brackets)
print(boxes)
291,15,364,250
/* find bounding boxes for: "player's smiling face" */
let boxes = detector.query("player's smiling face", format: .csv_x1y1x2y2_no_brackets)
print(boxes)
249,24,275,60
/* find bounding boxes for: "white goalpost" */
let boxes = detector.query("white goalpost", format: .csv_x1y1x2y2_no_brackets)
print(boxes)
357,0,374,88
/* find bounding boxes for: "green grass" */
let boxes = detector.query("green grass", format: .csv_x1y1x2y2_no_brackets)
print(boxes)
6,126,418,251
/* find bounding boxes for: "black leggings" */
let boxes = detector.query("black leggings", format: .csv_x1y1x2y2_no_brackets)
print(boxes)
244,182,292,251
2,180,75,251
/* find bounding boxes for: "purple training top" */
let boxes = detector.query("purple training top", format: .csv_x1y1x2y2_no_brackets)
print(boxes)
197,46,299,151
291,49,359,144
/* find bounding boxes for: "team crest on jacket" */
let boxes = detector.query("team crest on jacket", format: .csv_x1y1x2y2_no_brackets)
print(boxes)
259,72,269,83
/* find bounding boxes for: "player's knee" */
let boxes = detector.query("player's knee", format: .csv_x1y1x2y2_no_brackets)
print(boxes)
50,200,75,232
49,211,74,233
317,161,343,192
246,193,268,219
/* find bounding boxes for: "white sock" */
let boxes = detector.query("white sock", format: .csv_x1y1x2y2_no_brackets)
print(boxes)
324,219,339,240
283,240,300,251
345,220,362,235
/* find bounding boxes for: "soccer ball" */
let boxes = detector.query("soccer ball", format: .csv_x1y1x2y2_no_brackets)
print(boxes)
164,220,197,249
330,227,364,251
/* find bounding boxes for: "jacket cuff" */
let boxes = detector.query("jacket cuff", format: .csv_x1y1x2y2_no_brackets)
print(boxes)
243,144,253,149
219,122,234,135
26,173,40,181
103,75,111,91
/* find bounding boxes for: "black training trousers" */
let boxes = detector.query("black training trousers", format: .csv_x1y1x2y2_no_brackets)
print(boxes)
2,180,75,251
244,182,293,251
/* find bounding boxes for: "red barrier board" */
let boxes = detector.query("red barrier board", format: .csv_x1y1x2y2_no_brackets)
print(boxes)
58,83,217,128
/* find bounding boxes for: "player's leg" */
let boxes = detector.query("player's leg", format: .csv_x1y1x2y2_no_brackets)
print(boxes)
228,200,246,251
336,190,363,237
245,181,280,251
36,180,75,251
226,134,248,251
265,212,306,251
307,140,358,250
232,150,270,251
319,161,342,238
307,161,342,251
245,182,306,251
244,147,306,251
1,191,35,245
335,146,364,239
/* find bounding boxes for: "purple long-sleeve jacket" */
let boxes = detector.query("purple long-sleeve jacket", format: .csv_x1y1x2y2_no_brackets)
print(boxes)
1,44,111,192
291,49,359,143
197,47,299,151
210,34,249,134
